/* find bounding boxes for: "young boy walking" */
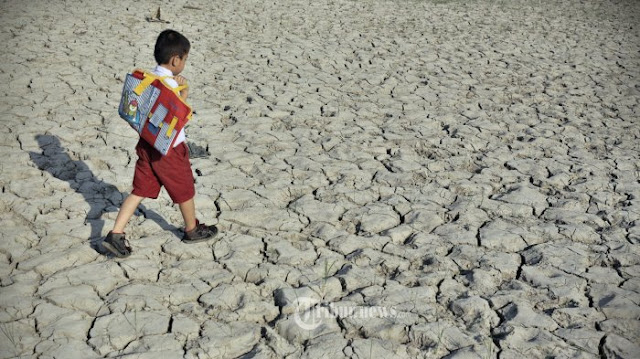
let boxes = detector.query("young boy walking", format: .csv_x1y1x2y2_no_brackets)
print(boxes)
103,29,218,258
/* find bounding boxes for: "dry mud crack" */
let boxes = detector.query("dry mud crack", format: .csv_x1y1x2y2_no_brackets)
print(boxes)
1,0,639,358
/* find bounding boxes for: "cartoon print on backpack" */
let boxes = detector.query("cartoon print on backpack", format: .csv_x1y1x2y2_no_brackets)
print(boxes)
121,91,141,130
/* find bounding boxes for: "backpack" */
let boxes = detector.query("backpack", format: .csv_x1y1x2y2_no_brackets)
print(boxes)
118,70,192,155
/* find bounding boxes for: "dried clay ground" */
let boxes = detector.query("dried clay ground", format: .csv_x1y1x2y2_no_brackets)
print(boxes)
1,0,639,358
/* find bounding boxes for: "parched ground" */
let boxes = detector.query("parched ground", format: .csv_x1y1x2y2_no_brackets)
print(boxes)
1,0,639,358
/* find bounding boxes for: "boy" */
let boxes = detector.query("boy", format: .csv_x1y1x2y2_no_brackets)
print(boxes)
103,29,218,258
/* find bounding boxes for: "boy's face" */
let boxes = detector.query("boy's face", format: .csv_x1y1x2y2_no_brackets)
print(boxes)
172,52,189,75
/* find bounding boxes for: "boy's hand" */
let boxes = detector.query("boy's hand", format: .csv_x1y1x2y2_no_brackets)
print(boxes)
175,75,188,86
175,75,189,100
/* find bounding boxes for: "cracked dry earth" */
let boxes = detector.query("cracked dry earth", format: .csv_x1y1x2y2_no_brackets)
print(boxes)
1,0,639,358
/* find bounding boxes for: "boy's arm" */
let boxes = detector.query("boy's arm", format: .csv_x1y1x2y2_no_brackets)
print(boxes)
174,75,189,101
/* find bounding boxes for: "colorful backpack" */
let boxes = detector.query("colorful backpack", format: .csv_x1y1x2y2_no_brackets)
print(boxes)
118,70,192,155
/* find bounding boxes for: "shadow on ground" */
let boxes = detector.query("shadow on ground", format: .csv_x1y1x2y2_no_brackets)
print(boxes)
29,134,179,254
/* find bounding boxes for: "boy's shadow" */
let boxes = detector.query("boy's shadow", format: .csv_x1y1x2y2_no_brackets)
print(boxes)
29,134,178,254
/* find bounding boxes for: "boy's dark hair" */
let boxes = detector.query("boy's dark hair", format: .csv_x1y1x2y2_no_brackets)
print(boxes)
154,30,190,65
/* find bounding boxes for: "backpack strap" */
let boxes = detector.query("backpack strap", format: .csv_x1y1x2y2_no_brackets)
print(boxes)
132,69,187,99
133,71,169,95
160,78,188,97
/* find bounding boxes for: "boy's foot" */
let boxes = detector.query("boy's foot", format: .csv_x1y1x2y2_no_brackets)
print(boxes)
102,232,132,258
183,221,218,243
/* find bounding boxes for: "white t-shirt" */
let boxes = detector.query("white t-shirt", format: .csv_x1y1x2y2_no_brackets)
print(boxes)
152,65,186,147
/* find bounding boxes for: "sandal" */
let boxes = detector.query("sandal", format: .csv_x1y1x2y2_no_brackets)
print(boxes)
183,220,219,244
102,231,132,258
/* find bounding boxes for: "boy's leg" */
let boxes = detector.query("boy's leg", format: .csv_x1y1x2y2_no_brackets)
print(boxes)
178,197,197,232
112,194,144,233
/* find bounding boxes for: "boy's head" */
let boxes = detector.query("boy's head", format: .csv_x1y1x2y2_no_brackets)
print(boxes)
154,30,190,74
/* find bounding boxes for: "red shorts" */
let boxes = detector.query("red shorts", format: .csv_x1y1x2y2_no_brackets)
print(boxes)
132,139,195,204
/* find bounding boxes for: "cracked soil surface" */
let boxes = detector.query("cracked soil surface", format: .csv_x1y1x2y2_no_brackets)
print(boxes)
1,0,639,358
